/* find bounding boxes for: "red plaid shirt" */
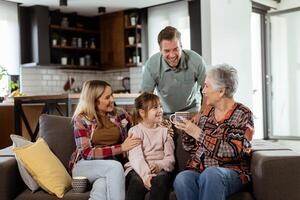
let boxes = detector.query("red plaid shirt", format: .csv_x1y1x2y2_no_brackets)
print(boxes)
182,103,254,184
69,107,132,172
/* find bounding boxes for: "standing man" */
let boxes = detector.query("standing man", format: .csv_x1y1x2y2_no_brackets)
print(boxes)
141,26,207,121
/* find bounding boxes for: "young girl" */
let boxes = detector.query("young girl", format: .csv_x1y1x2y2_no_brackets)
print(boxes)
124,92,175,200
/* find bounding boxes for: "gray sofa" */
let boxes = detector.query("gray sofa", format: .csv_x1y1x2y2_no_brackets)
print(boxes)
1,114,300,200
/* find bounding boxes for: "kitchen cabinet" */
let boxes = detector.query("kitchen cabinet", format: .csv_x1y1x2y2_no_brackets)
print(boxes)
49,11,100,69
124,10,143,67
99,11,125,69
19,6,147,70
99,10,147,70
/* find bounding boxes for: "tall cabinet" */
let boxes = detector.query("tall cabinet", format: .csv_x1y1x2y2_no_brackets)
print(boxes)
99,10,146,70
99,11,125,69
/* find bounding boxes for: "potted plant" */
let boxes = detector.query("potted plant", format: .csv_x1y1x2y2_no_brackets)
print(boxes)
0,65,8,102
51,33,60,46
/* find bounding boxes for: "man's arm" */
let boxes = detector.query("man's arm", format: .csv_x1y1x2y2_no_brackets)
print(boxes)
140,63,156,93
191,58,207,124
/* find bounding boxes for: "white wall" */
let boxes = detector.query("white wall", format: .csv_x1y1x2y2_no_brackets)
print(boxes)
201,0,253,109
277,0,300,10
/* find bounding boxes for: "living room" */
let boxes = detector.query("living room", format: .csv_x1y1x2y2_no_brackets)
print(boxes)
1,0,300,199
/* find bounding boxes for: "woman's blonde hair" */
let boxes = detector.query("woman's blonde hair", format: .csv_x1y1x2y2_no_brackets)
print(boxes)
73,80,111,121
132,92,160,125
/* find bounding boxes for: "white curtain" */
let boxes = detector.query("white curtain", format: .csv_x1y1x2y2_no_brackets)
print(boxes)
0,0,20,75
147,1,190,57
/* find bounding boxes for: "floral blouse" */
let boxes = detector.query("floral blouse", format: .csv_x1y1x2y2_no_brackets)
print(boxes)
69,107,132,172
182,103,254,184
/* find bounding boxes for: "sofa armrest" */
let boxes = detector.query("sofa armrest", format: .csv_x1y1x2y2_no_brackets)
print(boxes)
251,150,300,200
0,155,25,200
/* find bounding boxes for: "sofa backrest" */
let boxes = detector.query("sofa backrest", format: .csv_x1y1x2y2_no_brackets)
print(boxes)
173,129,190,173
38,114,75,170
37,114,191,174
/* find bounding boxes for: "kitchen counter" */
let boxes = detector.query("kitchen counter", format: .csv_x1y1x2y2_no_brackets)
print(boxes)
11,93,139,142
1,93,140,105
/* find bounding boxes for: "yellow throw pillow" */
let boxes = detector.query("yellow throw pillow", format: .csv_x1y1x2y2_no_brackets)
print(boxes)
13,138,71,198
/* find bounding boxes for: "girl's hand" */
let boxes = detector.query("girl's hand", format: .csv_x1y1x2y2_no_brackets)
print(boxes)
144,175,155,190
175,118,201,140
149,163,160,174
121,134,141,152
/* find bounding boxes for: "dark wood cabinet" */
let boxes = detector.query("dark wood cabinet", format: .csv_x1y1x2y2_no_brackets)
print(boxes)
19,6,147,70
99,11,125,69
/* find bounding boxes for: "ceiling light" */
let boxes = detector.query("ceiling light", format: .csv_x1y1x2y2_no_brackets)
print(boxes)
60,0,67,6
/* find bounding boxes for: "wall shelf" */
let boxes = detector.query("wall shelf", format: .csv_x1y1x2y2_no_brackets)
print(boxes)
51,46,99,51
49,24,98,34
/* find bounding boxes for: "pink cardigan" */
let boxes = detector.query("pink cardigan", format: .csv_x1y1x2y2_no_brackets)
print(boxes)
124,123,175,182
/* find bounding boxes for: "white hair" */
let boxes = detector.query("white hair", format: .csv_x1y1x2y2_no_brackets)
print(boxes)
207,64,238,98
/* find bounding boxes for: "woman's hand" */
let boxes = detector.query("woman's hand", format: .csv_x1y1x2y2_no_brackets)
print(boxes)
191,112,201,125
121,134,141,152
149,163,160,174
175,118,201,140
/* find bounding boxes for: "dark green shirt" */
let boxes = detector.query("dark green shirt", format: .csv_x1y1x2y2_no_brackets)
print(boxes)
141,50,206,114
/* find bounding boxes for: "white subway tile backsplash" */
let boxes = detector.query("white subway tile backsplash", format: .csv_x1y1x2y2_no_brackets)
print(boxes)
21,67,134,95
43,75,52,80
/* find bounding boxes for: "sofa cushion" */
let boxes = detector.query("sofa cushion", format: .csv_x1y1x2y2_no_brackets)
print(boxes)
10,134,39,192
39,114,75,170
13,138,72,198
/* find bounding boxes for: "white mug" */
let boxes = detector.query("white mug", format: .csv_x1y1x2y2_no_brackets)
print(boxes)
169,112,190,124
128,36,135,45
61,57,67,65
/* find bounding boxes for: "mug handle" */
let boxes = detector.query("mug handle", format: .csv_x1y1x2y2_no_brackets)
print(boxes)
169,114,176,124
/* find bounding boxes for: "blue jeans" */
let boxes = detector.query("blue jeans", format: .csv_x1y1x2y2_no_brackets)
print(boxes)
72,159,125,200
173,167,243,200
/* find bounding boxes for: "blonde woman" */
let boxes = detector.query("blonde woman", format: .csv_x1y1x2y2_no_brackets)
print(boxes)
69,80,141,200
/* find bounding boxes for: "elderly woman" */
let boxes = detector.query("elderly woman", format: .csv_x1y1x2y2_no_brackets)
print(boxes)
173,64,254,200
69,80,141,200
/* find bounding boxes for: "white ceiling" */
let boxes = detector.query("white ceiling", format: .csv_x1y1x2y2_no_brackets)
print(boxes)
6,0,179,16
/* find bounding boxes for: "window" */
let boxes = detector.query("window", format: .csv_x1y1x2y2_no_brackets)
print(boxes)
251,3,269,139
266,8,300,139
0,1,20,96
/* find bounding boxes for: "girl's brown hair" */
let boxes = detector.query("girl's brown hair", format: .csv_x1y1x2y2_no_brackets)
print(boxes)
132,92,160,125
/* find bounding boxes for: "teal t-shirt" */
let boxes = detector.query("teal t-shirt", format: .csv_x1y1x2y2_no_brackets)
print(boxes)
141,50,206,114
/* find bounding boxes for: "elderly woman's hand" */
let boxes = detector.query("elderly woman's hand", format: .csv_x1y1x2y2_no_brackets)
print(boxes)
121,134,142,152
175,118,201,140
190,112,201,125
